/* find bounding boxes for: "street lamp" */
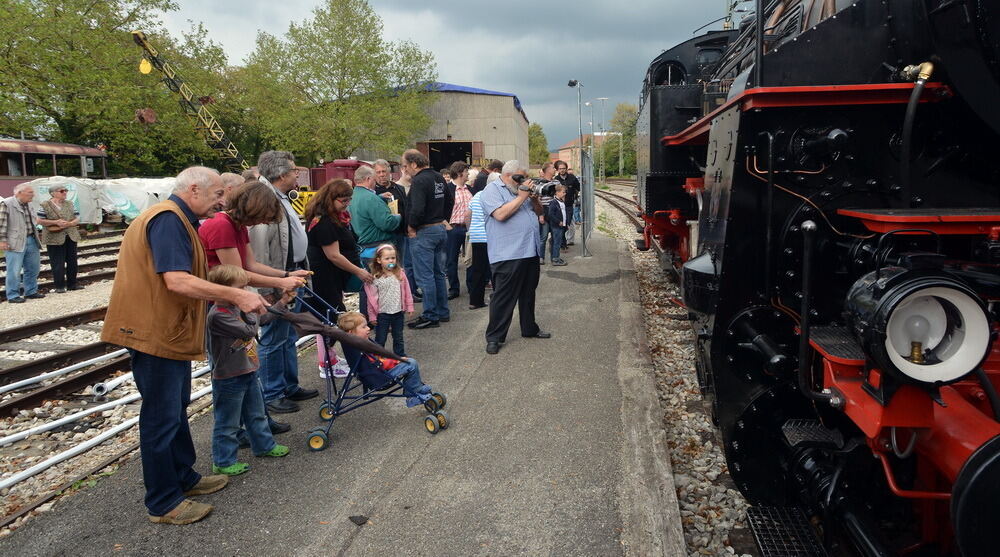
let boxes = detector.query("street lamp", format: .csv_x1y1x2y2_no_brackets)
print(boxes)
568,80,584,171
568,79,591,258
596,97,608,184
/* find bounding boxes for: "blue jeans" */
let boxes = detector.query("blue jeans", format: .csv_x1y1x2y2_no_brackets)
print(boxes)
445,224,466,295
130,350,200,516
550,227,565,261
410,225,449,321
212,372,275,466
4,236,40,299
375,311,405,356
387,359,432,407
258,298,301,402
539,222,551,260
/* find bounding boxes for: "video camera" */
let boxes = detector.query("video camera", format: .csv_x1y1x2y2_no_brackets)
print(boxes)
512,174,557,197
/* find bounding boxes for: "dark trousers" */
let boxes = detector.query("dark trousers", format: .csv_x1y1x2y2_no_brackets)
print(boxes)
47,237,78,289
485,257,541,343
445,224,467,295
550,227,566,261
130,350,200,516
374,311,406,356
467,242,491,307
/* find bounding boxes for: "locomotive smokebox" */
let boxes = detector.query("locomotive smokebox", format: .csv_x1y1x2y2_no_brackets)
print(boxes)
844,268,991,387
926,0,1000,136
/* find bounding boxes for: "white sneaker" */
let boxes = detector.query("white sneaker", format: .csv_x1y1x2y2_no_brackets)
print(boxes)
332,362,351,378
319,365,329,379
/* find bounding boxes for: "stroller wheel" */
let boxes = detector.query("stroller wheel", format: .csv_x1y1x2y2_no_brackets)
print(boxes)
432,392,447,409
307,430,329,451
422,398,440,413
424,415,440,434
318,403,335,421
434,411,449,430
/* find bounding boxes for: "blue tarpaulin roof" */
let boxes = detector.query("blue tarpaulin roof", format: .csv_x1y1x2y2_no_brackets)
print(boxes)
427,82,527,122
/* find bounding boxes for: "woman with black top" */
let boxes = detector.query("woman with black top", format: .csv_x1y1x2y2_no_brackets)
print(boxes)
304,179,373,311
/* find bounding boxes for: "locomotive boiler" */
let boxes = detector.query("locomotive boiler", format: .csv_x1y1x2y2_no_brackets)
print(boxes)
638,1,1000,555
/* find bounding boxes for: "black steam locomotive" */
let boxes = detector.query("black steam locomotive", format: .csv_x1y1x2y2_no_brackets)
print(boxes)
637,1,1000,555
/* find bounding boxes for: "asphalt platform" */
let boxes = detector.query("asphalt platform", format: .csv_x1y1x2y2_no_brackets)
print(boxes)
0,232,685,556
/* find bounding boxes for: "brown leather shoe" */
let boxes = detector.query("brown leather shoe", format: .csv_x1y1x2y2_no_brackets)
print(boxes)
148,499,212,524
184,474,229,496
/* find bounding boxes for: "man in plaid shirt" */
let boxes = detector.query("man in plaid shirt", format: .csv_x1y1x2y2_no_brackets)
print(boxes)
445,161,473,299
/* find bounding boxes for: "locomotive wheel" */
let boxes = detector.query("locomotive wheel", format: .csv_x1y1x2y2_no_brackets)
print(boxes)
722,382,817,505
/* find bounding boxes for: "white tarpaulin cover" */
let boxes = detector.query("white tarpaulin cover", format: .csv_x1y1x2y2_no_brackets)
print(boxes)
13,176,177,224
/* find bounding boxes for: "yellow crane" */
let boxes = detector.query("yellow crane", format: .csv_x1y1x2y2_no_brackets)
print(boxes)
131,30,249,171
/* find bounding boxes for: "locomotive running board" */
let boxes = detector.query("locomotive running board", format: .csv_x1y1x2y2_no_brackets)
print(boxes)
746,506,828,557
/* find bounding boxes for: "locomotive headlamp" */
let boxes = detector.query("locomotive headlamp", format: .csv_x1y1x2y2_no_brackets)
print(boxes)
846,269,991,385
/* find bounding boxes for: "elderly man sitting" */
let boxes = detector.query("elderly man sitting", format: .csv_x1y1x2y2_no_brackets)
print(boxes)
479,160,552,354
0,184,44,303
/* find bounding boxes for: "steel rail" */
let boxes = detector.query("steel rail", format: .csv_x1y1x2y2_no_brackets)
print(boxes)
0,306,108,344
0,343,120,386
0,354,130,417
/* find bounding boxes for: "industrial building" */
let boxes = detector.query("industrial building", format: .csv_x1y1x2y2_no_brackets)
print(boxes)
413,83,529,170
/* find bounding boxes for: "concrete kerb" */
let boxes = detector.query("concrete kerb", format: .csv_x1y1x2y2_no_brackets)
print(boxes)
614,241,687,556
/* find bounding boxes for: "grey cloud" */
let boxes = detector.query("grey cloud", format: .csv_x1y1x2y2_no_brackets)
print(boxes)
163,0,732,151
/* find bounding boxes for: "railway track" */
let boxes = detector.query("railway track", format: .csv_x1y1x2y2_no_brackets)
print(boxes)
0,307,120,417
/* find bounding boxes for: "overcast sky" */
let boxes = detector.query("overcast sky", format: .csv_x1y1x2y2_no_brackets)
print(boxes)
161,1,738,152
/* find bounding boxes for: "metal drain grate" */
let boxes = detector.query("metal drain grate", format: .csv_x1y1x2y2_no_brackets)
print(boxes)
746,506,827,557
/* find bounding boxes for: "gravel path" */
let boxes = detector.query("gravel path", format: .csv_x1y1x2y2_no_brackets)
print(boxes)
596,199,754,557
0,281,114,329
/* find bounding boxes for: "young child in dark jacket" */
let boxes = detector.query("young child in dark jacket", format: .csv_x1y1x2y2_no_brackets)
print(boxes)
546,185,569,266
206,265,289,476
337,311,437,408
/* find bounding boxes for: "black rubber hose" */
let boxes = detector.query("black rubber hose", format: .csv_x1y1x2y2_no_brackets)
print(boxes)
900,78,927,207
974,367,1000,423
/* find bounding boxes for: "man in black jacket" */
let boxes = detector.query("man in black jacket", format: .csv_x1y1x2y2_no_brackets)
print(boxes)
402,149,454,329
554,160,580,247
470,159,502,195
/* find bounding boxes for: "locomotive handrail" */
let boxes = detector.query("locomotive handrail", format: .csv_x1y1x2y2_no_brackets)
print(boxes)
660,83,952,147
874,229,940,279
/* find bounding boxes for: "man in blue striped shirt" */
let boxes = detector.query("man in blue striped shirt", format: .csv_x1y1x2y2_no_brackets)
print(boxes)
479,160,552,354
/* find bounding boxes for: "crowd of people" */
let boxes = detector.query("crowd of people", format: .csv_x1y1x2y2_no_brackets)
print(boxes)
1,183,84,302
90,148,582,524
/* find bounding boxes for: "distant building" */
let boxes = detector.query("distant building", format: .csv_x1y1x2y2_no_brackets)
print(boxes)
556,133,609,172
358,83,529,170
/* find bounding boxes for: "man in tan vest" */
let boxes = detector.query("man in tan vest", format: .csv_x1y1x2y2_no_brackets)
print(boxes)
102,166,268,525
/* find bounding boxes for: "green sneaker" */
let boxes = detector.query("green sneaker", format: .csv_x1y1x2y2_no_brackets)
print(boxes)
257,444,289,458
212,462,250,476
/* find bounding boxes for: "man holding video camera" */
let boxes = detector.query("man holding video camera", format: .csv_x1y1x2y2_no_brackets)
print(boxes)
480,160,552,355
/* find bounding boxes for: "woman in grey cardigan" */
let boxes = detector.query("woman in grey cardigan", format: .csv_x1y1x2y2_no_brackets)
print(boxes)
36,184,82,292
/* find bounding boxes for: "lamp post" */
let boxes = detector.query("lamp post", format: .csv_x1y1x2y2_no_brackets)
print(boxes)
568,80,584,171
596,97,608,184
568,79,591,257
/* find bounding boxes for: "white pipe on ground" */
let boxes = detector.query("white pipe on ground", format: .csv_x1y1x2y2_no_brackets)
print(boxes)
0,385,213,491
0,349,128,395
0,336,315,489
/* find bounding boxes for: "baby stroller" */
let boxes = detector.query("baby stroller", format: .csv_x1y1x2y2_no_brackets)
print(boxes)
282,287,449,451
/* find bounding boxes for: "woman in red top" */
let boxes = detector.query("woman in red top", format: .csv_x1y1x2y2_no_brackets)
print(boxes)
198,180,308,292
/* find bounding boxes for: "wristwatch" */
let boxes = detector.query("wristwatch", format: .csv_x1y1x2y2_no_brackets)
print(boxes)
283,271,289,278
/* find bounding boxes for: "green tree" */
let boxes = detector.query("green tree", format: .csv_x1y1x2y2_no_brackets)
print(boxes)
600,102,638,176
0,1,225,175
241,0,437,165
528,122,549,165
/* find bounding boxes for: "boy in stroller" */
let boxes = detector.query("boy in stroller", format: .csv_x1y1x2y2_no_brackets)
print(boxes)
336,311,437,408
